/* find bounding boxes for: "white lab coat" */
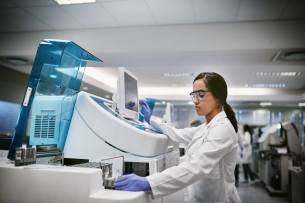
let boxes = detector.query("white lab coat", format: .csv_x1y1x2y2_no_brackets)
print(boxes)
241,131,252,164
236,131,243,164
147,111,241,203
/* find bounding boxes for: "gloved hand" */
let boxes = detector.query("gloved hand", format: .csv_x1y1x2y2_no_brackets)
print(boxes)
114,174,151,191
126,101,135,110
139,100,151,124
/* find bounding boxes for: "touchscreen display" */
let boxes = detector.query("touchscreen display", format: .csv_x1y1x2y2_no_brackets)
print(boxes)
124,73,138,112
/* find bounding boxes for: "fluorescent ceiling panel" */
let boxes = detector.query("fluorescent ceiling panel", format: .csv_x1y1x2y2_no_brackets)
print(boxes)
102,0,155,26
238,0,288,21
194,0,239,23
146,0,195,24
25,6,84,29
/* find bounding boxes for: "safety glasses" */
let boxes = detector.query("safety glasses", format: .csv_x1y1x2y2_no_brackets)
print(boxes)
189,90,212,101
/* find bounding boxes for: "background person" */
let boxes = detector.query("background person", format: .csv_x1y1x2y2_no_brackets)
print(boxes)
241,124,255,183
114,72,241,203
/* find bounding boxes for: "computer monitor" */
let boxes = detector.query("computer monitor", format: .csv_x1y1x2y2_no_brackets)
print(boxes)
116,67,139,120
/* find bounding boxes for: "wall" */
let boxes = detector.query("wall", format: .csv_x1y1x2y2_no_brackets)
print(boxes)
0,65,28,104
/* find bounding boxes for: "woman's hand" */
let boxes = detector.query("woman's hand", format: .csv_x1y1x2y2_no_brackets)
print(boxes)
139,100,151,124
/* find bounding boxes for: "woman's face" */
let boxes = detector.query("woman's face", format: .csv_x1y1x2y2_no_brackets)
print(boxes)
192,79,221,122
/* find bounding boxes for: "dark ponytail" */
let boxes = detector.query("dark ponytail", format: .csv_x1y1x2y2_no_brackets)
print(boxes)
193,72,238,133
223,102,238,133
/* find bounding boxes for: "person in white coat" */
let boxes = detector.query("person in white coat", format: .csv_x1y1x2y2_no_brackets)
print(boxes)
114,72,241,203
241,124,255,183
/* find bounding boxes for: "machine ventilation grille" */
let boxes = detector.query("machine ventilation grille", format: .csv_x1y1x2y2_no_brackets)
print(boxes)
34,115,56,139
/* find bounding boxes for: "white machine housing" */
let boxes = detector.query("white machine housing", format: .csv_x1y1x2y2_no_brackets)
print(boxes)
258,122,300,154
64,91,180,174
258,122,301,195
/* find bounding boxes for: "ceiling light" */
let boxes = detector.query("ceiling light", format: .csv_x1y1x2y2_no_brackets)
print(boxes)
105,95,110,99
82,87,89,90
164,73,194,77
54,0,96,5
245,84,285,88
273,49,305,61
6,57,29,65
260,102,272,106
298,103,305,107
254,72,302,76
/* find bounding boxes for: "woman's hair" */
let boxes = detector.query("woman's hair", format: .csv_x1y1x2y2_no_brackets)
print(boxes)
243,124,251,134
193,72,238,132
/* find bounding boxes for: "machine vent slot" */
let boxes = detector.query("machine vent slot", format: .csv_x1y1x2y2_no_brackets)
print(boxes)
34,114,56,138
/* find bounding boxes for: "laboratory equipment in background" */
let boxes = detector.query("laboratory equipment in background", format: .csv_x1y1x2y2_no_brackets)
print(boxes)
290,111,304,146
257,122,301,196
1,39,182,203
251,125,269,177
163,102,175,126
289,162,305,203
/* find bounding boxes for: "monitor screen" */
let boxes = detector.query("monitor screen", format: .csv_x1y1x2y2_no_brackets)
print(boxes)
117,67,139,120
124,73,138,112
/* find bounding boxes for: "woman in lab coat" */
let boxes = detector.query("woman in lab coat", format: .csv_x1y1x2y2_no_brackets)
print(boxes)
115,72,241,203
241,124,255,183
234,130,243,187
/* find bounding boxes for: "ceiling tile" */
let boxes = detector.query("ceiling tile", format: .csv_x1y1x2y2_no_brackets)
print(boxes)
61,3,119,28
281,1,305,19
0,20,21,32
194,0,240,23
0,8,51,31
238,0,288,21
146,0,195,25
10,0,57,7
25,6,84,29
0,0,16,8
101,0,155,26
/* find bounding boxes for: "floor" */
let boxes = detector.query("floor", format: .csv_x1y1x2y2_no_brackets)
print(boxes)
236,172,291,203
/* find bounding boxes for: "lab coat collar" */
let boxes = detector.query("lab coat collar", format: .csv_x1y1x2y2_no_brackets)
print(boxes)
189,111,227,145
205,110,227,129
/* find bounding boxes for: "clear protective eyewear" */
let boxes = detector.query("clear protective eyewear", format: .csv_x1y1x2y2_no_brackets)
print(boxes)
189,90,212,101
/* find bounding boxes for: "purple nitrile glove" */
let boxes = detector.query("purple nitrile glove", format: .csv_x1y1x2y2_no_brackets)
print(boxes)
114,174,151,191
139,100,151,124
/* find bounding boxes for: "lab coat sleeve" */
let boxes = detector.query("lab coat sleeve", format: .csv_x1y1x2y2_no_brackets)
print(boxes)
150,116,201,144
146,123,235,199
237,131,243,147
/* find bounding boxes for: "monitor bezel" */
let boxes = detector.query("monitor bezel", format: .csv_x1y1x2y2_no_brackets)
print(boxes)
117,67,139,120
